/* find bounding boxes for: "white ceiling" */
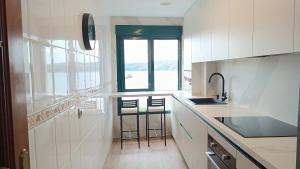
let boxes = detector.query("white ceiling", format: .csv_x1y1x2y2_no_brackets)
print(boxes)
95,0,197,17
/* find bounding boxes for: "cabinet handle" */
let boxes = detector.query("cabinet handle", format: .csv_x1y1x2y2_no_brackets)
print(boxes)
180,123,193,140
210,142,218,148
20,148,30,169
221,154,231,161
77,109,83,119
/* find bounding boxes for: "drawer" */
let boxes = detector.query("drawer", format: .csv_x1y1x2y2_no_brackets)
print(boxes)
208,127,237,158
237,151,260,169
177,119,193,168
183,108,206,139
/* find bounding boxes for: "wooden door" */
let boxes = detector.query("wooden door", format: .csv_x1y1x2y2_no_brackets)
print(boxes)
297,86,300,169
0,0,29,169
295,0,300,52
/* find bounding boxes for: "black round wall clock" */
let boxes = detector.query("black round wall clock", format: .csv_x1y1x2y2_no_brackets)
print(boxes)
82,13,96,50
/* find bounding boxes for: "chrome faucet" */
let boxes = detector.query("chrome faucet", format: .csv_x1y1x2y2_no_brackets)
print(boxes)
209,72,227,102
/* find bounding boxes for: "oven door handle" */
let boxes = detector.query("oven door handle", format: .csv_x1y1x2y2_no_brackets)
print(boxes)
206,151,230,169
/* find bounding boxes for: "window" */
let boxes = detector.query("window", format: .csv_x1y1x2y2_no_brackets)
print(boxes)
116,25,182,92
124,39,149,90
153,39,179,91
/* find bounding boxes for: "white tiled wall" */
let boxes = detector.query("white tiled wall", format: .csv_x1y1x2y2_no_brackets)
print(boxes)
22,0,113,168
23,0,112,115
29,97,113,169
34,119,57,169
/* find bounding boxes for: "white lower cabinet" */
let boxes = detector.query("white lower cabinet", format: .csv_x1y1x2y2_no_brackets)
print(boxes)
172,98,262,169
171,98,208,169
177,119,193,168
189,119,208,169
237,151,260,169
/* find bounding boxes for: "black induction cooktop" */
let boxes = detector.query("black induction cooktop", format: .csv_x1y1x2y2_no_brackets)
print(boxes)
214,116,298,138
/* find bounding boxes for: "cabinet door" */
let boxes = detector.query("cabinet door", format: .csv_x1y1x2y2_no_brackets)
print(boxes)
178,121,193,169
190,119,208,169
237,151,260,169
295,0,300,52
191,0,202,63
199,0,213,61
211,0,230,61
229,0,253,59
171,98,208,169
171,100,182,144
171,104,179,141
253,0,294,56
183,36,192,67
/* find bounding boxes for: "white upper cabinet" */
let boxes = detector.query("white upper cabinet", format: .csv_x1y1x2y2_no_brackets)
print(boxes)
184,0,296,62
229,0,253,59
191,0,202,63
183,36,192,69
253,0,294,56
295,0,300,52
183,9,193,66
199,0,213,61
211,0,230,60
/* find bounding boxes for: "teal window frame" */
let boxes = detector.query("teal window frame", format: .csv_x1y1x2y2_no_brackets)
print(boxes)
116,25,183,92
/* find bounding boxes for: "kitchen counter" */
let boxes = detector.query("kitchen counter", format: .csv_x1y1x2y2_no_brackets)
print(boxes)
110,91,175,97
172,91,297,169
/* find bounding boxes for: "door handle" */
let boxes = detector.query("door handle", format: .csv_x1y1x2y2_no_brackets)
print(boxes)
20,148,30,169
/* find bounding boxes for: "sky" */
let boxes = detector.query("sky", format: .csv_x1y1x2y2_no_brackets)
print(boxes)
124,39,178,64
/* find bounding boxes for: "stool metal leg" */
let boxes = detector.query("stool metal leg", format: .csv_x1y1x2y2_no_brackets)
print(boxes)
137,114,140,148
147,113,150,147
146,112,148,141
120,114,123,149
160,112,163,139
164,111,167,146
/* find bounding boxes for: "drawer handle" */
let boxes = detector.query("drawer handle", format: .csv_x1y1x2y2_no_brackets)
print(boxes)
221,154,231,161
180,123,193,140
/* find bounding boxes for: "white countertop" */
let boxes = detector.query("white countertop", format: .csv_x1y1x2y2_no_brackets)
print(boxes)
110,91,175,97
173,91,297,169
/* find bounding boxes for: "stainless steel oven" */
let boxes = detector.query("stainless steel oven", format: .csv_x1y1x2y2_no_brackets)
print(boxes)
206,135,236,169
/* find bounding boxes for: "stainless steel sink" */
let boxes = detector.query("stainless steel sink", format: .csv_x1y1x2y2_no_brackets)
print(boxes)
188,98,226,105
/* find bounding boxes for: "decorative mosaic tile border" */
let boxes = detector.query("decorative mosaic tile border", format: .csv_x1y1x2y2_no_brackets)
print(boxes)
27,87,103,129
27,97,78,129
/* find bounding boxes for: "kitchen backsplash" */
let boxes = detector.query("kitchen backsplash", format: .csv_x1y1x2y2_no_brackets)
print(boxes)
216,53,300,125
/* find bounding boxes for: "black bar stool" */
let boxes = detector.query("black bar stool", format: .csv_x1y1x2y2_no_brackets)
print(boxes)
146,98,166,147
120,99,140,149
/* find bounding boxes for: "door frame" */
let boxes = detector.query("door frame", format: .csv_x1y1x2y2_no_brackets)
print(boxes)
297,84,300,169
0,0,29,169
